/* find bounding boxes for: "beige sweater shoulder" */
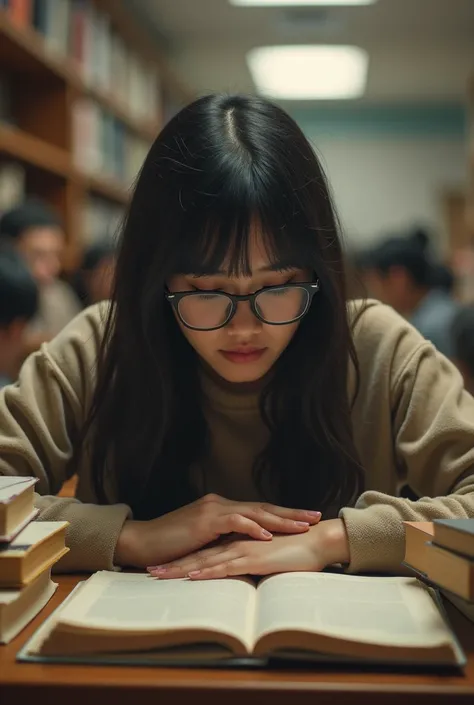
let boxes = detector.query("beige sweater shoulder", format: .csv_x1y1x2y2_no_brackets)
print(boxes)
345,299,474,571
0,303,131,572
0,300,473,574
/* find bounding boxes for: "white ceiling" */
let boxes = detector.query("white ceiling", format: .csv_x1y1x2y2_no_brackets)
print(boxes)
132,0,474,105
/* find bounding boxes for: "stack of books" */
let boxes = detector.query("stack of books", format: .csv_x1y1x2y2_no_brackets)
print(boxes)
0,477,69,644
404,520,474,617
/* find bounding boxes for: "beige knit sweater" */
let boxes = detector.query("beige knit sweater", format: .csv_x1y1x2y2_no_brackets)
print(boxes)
1,300,473,574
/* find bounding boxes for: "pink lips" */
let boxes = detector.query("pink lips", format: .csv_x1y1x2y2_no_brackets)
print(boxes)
220,347,266,364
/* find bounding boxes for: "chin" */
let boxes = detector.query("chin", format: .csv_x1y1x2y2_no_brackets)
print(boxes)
215,362,271,384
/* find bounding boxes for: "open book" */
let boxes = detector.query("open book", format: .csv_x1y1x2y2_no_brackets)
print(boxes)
20,570,464,667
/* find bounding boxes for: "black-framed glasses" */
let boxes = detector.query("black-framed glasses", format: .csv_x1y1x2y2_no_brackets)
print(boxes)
165,280,320,331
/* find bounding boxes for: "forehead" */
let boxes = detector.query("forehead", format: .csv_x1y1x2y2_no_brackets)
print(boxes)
182,229,305,278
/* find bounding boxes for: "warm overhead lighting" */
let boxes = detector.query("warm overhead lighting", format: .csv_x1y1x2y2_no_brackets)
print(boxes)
247,45,368,100
231,1,377,6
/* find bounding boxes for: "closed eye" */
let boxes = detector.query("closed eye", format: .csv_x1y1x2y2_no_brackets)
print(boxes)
266,287,291,296
194,292,222,300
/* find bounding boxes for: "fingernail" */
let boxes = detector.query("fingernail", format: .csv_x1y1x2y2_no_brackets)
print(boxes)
147,565,163,571
305,511,322,518
188,571,201,577
295,521,310,527
151,567,167,575
261,530,272,538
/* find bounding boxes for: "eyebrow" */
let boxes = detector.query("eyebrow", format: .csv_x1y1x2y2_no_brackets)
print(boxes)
188,263,300,277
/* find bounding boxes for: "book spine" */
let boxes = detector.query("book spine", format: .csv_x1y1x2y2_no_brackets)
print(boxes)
32,0,47,34
70,0,85,66
8,0,32,27
0,162,26,213
82,196,124,246
81,0,95,85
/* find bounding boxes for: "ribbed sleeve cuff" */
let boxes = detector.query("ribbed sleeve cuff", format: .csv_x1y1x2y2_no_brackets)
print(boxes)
339,505,406,574
35,495,132,572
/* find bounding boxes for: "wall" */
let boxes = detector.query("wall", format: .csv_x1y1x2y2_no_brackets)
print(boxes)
294,105,467,251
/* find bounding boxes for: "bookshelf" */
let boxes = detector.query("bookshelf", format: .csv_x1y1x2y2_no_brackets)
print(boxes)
0,0,191,269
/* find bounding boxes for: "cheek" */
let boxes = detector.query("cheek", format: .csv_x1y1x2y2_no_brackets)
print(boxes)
265,320,300,350
176,319,222,358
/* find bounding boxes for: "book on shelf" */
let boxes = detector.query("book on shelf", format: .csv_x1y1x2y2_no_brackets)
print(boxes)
0,520,68,587
0,567,57,644
82,196,124,247
4,0,32,27
18,570,465,668
32,0,72,56
72,98,149,185
0,476,39,542
0,162,25,213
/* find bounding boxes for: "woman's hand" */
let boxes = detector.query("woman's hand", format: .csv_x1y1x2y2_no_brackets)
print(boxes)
115,493,321,568
147,519,350,580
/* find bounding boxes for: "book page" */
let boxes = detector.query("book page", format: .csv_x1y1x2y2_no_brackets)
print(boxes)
55,571,256,648
254,572,453,648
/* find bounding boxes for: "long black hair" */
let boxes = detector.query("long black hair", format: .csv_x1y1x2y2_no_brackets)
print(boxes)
82,94,364,518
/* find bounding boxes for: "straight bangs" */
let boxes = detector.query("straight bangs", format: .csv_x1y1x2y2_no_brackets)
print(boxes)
167,178,321,279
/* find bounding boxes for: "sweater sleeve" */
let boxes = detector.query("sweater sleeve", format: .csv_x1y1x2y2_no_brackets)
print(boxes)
0,305,132,572
340,313,474,574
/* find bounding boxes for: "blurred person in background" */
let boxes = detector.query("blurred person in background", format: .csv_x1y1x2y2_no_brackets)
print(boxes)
430,262,456,296
0,247,38,387
72,241,116,308
0,199,81,352
357,229,459,357
452,306,474,395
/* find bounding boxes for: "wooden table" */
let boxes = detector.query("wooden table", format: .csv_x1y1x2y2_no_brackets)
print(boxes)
2,576,474,705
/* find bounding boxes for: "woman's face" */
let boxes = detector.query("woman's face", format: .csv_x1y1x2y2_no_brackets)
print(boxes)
167,235,311,383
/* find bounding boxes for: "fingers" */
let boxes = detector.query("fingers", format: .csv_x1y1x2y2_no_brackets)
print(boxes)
148,545,233,580
256,503,322,525
217,513,274,541
212,496,322,527
188,558,248,580
242,507,313,535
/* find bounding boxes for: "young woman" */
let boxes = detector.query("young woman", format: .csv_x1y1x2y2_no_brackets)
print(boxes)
0,94,473,580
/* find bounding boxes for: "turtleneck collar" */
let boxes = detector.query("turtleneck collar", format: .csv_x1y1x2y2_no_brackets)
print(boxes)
198,362,268,412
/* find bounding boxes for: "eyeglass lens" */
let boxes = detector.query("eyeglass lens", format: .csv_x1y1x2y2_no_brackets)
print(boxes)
177,286,310,329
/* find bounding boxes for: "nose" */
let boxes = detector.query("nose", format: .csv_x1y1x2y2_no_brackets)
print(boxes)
227,300,262,336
